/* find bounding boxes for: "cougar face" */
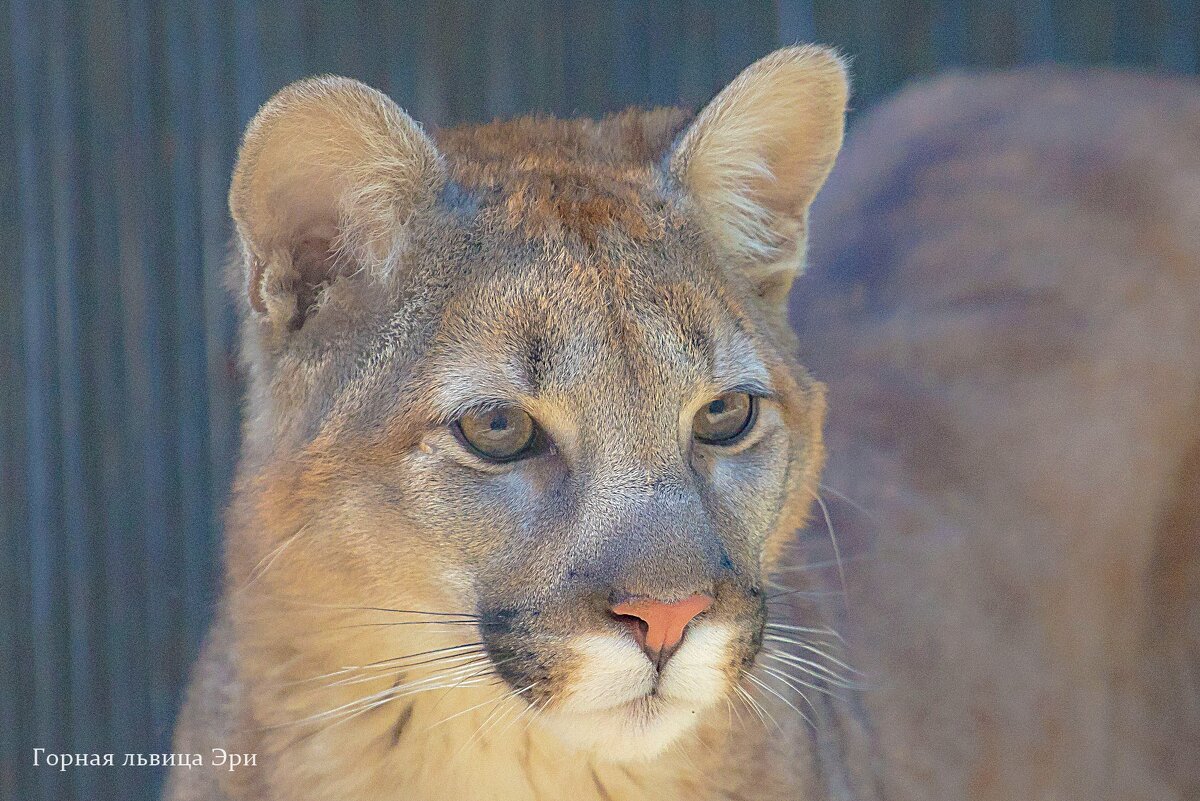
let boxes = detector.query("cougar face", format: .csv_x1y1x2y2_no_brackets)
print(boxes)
228,47,846,762
394,228,824,757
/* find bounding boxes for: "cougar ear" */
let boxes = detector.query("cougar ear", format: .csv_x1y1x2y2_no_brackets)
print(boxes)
670,46,848,307
230,76,444,332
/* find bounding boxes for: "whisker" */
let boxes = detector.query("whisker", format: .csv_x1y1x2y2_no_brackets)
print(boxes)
733,684,769,729
770,552,877,575
756,665,822,724
327,653,490,689
811,490,847,598
523,697,550,735
818,482,878,523
748,666,816,729
240,526,311,592
450,683,536,760
759,655,851,699
760,650,860,690
493,691,540,741
255,597,482,619
764,622,844,642
425,675,532,731
347,607,481,618
763,635,861,676
766,586,842,601
425,656,521,715
265,661,493,732
331,619,483,630
741,672,795,730
734,685,763,729
285,643,488,687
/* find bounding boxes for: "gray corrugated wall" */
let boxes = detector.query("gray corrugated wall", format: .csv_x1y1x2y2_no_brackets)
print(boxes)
1,1,1196,799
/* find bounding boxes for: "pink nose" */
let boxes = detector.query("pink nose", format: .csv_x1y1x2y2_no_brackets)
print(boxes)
611,594,714,668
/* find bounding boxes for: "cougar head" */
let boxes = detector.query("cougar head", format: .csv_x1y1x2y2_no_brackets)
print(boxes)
228,46,847,761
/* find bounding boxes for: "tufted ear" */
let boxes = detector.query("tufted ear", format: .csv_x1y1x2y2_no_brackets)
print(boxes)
670,46,848,307
230,76,444,332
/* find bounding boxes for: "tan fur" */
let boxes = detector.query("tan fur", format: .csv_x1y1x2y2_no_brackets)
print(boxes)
169,46,854,801
794,69,1200,801
168,51,1199,801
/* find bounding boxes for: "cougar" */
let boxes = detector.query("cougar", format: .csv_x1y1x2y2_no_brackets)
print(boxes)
167,45,1200,801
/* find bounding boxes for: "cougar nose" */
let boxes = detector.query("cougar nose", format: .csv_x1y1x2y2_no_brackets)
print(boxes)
610,594,714,669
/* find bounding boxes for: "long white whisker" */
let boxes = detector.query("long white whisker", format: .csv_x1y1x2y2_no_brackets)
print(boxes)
763,635,861,676
282,643,488,688
328,653,490,689
266,661,493,731
764,622,845,642
759,657,847,702
818,482,879,523
811,490,847,598
760,650,860,690
425,677,532,731
756,665,823,726
742,672,795,730
450,683,536,760
734,684,768,729
240,526,311,591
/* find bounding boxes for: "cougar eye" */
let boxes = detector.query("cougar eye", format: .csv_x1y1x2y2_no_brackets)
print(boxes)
454,406,538,462
693,391,756,445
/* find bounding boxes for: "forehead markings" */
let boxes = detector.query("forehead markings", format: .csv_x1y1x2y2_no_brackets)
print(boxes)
640,280,776,397
418,241,776,427
423,309,773,445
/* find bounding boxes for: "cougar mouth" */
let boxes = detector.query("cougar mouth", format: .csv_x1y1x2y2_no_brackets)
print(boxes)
527,621,741,759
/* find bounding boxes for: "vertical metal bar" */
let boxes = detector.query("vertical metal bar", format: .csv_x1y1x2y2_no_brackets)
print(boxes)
165,0,214,700
715,0,775,88
561,0,618,117
1021,0,1056,62
778,0,817,44
383,0,427,114
677,0,717,109
642,0,683,108
0,3,27,798
485,0,522,120
10,3,66,801
234,0,266,127
121,0,172,761
1162,0,1198,72
197,0,237,653
440,0,489,124
47,0,94,797
613,0,648,107
76,5,142,798
931,0,969,67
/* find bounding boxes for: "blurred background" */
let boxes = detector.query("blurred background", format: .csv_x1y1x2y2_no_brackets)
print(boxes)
2,1,1198,799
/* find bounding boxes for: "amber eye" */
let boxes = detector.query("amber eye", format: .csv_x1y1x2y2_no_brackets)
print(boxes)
454,406,538,462
693,391,756,445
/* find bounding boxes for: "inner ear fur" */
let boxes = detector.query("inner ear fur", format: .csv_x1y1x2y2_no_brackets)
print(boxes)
670,46,849,306
230,76,444,331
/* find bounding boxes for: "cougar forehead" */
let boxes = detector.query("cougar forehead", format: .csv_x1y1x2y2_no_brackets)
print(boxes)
436,106,693,245
415,231,777,422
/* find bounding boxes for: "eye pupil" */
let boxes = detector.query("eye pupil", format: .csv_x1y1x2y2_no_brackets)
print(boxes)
489,415,508,431
708,399,726,415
